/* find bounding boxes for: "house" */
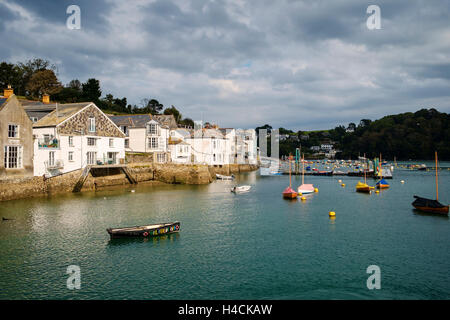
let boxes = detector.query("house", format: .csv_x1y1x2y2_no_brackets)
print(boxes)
186,128,228,165
320,144,334,151
168,140,192,163
33,102,126,177
235,129,257,165
109,114,170,163
0,86,34,177
310,146,320,152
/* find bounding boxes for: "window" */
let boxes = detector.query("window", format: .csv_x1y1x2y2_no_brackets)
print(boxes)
89,118,96,132
120,126,128,135
8,124,19,138
4,146,22,169
48,151,55,167
148,137,158,149
87,152,97,165
68,136,74,147
87,137,96,146
157,153,166,163
147,123,157,135
109,138,114,147
125,139,129,148
68,152,74,162
31,117,38,123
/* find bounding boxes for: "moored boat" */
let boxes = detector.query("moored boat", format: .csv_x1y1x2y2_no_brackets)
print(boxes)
356,181,372,193
298,183,314,194
412,196,449,215
376,178,390,189
216,174,234,180
107,222,180,238
282,186,298,199
231,185,251,193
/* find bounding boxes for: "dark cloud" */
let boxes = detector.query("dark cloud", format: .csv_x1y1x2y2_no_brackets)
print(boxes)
0,0,449,130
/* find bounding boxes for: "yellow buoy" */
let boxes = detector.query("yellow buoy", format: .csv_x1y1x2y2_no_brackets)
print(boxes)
341,183,345,187
298,192,302,196
301,196,306,201
329,211,336,217
375,190,379,194
314,188,319,193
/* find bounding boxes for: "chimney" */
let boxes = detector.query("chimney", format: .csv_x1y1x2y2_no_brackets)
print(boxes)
42,94,50,104
3,85,13,98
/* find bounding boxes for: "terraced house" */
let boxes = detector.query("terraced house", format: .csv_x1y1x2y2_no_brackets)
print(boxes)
33,102,125,177
0,86,34,177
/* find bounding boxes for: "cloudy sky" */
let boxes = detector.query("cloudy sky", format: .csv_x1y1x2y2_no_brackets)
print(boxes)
1,0,449,130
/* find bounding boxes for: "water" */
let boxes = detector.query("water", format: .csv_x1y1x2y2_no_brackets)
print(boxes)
0,162,449,300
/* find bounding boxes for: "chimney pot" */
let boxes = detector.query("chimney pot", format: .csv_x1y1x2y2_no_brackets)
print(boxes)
3,85,13,98
42,94,50,104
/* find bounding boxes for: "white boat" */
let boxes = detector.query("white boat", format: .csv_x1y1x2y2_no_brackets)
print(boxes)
216,174,234,180
298,183,315,194
231,185,251,193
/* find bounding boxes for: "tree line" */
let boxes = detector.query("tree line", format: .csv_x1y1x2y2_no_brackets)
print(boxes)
257,108,450,160
0,58,194,127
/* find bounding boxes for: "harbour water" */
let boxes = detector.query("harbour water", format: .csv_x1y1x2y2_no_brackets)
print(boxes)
0,161,449,299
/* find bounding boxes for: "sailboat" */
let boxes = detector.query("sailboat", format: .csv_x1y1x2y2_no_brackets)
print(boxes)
356,154,373,193
283,155,298,199
376,153,389,189
412,152,449,215
298,154,314,194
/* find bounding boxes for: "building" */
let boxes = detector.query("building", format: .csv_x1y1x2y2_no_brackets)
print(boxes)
21,94,56,123
33,102,125,177
320,144,334,151
186,129,228,165
109,114,171,163
0,86,34,177
168,140,192,163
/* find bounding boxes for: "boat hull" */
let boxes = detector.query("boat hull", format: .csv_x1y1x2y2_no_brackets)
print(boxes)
107,222,180,238
283,192,298,199
412,196,449,215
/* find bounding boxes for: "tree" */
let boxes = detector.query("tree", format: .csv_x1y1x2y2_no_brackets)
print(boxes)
82,78,102,102
26,69,62,99
163,105,182,122
139,98,163,114
0,62,22,92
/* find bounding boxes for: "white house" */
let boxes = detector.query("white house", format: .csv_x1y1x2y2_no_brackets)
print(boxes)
33,102,125,177
109,114,170,163
186,129,228,165
168,140,192,163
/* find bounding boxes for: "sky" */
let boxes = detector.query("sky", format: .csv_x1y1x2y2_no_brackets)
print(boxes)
1,0,449,130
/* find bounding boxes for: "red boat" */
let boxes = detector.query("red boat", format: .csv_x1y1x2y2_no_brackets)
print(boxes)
283,186,298,199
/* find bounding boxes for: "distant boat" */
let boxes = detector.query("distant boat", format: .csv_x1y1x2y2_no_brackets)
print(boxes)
356,153,373,193
107,222,180,238
216,174,234,180
298,154,315,194
412,152,449,215
376,178,390,189
283,155,298,199
231,185,251,193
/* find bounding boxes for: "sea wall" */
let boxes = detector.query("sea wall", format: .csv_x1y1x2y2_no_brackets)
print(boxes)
0,163,258,202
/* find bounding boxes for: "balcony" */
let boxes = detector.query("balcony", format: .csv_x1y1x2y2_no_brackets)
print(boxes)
45,159,64,170
38,138,59,149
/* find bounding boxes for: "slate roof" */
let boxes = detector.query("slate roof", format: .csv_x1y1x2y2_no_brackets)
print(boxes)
108,114,152,128
33,103,92,127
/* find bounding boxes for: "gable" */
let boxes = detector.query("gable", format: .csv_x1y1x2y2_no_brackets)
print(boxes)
57,104,125,138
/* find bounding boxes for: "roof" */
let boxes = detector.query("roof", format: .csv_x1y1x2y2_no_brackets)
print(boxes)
174,128,192,137
0,98,7,110
152,114,177,129
33,102,92,127
169,139,190,146
187,128,225,139
108,114,152,128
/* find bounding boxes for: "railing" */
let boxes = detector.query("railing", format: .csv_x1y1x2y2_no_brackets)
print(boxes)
45,159,64,170
38,138,59,149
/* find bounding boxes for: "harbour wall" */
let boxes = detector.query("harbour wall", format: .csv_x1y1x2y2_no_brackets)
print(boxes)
0,163,258,202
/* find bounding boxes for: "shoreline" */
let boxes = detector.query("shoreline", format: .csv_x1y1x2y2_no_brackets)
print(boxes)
0,163,259,202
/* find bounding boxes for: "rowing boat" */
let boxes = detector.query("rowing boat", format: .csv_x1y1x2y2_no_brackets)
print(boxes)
107,222,180,238
231,185,251,193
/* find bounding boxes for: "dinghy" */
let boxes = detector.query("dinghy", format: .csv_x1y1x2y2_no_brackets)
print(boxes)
283,154,298,199
376,178,390,189
107,222,180,238
231,185,251,193
298,154,315,194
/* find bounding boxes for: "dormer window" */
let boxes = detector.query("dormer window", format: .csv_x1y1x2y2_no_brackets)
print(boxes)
89,117,96,132
147,123,157,135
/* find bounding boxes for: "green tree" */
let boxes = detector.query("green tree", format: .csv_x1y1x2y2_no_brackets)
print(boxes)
25,69,62,99
163,105,182,122
82,78,102,102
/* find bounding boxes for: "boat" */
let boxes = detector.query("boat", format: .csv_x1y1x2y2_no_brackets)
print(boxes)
376,178,390,189
412,152,449,215
107,221,180,238
283,155,298,199
216,174,234,180
356,154,373,193
231,185,251,193
298,154,315,194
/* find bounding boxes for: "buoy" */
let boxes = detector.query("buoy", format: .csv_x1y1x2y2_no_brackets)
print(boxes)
314,188,319,193
341,183,345,187
131,190,135,193
338,179,342,183
401,180,405,184
298,192,302,196
329,211,336,217
375,190,379,194
301,196,306,201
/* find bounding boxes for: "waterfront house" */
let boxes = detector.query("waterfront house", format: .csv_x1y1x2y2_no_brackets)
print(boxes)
168,140,192,163
109,114,170,163
186,128,228,165
33,102,125,177
0,86,34,177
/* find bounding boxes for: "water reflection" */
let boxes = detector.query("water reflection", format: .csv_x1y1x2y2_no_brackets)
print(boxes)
106,233,180,247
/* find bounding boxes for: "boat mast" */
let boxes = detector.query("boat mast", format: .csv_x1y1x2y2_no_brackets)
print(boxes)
380,153,382,180
289,154,292,188
302,153,305,185
435,151,439,201
364,153,367,184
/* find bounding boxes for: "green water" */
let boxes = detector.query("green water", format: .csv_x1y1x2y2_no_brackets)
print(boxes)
0,162,449,300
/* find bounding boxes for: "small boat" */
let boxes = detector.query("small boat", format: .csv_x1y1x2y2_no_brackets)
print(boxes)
216,174,234,180
412,152,449,215
282,186,298,199
376,178,390,189
231,185,251,193
356,181,371,193
298,154,315,194
412,196,449,215
107,222,180,238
